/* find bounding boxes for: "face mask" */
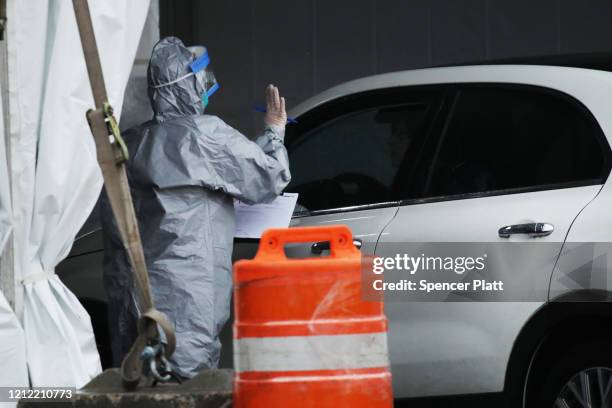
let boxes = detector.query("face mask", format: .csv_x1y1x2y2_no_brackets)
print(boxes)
201,91,209,110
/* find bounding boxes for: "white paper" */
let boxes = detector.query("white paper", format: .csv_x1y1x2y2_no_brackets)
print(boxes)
234,193,298,238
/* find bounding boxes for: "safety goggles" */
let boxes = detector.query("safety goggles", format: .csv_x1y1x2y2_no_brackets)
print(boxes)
152,46,220,99
188,46,219,99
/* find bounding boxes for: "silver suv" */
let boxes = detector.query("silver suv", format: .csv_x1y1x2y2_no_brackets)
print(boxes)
58,61,612,407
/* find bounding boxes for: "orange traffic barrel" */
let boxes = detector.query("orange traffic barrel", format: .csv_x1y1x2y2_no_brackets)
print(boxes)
233,225,392,407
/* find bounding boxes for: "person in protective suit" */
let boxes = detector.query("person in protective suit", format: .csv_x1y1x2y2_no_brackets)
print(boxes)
100,37,291,378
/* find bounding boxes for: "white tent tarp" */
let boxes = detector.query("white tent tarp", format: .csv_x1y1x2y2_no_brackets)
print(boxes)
0,64,10,250
5,0,150,388
0,291,26,408
0,53,28,407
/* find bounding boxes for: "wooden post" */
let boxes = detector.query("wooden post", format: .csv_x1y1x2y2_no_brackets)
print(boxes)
0,33,13,309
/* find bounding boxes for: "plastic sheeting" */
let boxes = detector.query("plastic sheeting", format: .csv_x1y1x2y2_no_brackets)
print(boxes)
6,0,150,387
0,82,10,251
0,50,28,408
0,291,27,408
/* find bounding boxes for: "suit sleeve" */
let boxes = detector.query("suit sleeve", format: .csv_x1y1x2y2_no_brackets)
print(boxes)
194,117,291,204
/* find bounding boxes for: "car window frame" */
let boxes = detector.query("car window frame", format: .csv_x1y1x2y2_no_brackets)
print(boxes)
400,82,612,206
285,85,449,218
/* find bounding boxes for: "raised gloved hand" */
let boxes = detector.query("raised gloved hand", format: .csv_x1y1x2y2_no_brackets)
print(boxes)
264,84,287,132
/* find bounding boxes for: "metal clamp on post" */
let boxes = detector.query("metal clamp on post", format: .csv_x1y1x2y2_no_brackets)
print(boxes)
103,102,129,164
85,106,127,165
121,309,177,388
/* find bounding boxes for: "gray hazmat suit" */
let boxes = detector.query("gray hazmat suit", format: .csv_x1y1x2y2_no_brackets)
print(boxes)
100,37,291,378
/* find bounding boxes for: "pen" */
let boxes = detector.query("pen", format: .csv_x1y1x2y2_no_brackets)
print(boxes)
253,105,298,124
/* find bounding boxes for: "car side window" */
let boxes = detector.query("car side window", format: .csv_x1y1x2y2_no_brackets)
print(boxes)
426,86,610,198
287,95,439,212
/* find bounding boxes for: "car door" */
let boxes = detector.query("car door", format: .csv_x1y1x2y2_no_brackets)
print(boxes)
377,84,612,398
225,87,447,368
283,87,447,259
232,86,447,260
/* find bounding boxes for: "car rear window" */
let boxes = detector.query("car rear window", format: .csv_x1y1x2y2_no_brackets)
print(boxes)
425,86,610,198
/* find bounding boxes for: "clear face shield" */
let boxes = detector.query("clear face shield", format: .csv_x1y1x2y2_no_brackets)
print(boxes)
152,45,219,109
187,46,219,108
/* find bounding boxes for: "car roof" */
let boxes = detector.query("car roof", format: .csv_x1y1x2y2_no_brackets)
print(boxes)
290,52,612,116
446,52,612,72
288,61,612,144
290,64,612,117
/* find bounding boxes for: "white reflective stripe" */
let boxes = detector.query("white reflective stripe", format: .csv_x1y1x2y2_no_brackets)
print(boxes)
262,372,389,383
234,332,389,372
257,316,385,327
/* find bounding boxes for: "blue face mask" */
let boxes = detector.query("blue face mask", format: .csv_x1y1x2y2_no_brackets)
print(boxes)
201,91,209,110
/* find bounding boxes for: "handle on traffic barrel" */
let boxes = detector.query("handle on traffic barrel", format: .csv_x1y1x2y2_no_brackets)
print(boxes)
256,225,360,261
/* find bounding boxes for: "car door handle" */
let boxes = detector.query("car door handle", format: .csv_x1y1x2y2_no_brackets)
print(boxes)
498,223,554,238
311,239,363,254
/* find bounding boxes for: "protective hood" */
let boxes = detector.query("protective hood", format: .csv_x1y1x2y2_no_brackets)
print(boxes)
147,37,204,121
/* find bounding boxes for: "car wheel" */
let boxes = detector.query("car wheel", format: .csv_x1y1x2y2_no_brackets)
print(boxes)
532,340,612,407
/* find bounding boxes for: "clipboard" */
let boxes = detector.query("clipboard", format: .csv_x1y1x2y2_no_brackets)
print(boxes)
234,193,299,239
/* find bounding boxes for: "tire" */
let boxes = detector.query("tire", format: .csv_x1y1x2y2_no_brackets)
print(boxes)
531,340,612,407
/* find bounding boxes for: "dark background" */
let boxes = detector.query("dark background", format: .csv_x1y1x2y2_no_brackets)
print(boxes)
160,0,612,136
